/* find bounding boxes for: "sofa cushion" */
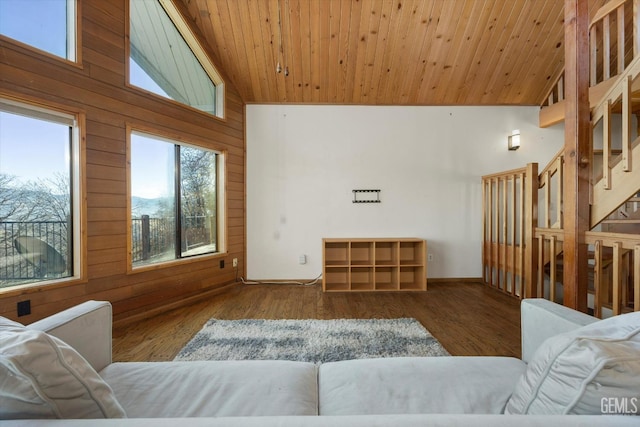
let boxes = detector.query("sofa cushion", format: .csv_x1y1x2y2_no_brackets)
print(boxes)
0,316,126,419
319,357,526,415
100,360,318,417
505,311,640,415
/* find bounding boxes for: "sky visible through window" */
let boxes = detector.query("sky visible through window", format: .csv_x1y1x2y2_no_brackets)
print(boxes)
0,112,70,192
130,133,175,200
0,1,173,200
0,0,68,59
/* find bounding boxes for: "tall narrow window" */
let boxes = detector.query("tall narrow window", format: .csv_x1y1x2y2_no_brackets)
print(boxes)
0,0,76,61
129,0,224,118
130,131,222,268
0,99,81,289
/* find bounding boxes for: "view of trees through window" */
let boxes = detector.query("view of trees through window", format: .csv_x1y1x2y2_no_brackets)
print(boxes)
130,132,219,267
0,109,74,289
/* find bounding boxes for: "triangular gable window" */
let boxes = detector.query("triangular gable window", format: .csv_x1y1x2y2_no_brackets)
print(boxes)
129,0,224,118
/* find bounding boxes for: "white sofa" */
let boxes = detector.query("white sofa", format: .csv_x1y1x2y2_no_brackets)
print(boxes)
1,298,639,426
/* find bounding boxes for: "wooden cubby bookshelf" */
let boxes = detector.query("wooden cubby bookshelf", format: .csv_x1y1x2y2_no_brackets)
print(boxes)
322,238,426,292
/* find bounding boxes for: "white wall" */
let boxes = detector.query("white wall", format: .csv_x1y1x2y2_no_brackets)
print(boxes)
246,105,564,280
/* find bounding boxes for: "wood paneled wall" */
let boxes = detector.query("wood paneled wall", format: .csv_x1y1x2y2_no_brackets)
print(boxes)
0,0,245,323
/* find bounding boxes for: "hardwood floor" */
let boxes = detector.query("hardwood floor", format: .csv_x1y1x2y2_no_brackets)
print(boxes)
112,281,522,362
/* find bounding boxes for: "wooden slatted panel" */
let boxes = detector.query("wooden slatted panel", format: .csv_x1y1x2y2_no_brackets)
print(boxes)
537,235,545,297
594,239,603,318
482,166,532,298
510,174,517,296
549,235,557,302
544,170,551,227
518,170,525,297
635,244,640,311
622,75,633,171
604,99,612,189
501,177,507,292
493,177,501,290
612,242,623,315
482,179,488,284
555,155,563,228
618,6,626,73
0,0,245,323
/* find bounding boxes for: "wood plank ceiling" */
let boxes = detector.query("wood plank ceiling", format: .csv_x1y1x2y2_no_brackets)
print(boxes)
181,0,608,106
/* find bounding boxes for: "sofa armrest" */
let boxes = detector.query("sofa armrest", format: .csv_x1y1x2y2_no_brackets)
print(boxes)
26,300,113,372
520,298,597,364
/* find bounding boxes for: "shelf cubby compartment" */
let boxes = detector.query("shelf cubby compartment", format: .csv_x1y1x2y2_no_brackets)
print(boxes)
374,241,398,266
350,241,374,266
375,266,398,290
350,267,374,290
324,267,350,291
324,241,349,266
399,266,426,290
399,241,426,265
322,238,426,292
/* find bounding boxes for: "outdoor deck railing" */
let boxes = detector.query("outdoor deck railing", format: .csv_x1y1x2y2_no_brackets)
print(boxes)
0,220,69,283
2,215,215,285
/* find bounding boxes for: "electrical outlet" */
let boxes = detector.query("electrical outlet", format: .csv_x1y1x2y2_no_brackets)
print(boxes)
428,254,434,262
219,259,225,268
299,254,307,265
232,258,238,267
17,300,31,317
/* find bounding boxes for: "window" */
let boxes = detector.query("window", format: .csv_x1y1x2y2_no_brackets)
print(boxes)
129,0,224,118
0,0,77,61
130,131,223,268
0,98,82,290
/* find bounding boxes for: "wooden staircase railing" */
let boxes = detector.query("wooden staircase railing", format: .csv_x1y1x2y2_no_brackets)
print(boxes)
591,54,640,225
534,228,640,317
482,0,640,317
540,0,637,128
530,93,640,315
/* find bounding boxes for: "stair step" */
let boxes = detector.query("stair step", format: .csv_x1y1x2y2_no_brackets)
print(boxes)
601,219,640,224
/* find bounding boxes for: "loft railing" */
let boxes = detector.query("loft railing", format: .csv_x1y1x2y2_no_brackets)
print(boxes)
539,0,638,127
542,0,633,111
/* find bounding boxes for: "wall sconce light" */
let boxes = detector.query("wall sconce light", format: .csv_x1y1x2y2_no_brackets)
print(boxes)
508,130,521,151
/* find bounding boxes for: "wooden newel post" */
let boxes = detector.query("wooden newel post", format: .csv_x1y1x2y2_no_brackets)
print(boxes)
524,163,539,298
563,0,590,312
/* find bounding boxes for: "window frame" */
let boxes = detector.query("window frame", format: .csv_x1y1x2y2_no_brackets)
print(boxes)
125,0,225,120
0,92,86,294
126,124,227,273
0,0,81,66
